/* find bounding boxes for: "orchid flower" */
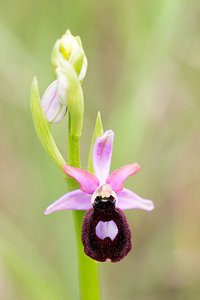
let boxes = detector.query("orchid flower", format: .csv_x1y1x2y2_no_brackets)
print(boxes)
45,130,154,262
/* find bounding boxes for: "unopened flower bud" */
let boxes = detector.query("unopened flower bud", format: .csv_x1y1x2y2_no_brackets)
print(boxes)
48,30,86,137
51,29,87,82
41,80,67,124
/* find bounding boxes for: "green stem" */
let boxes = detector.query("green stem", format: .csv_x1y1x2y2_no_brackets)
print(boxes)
66,113,100,300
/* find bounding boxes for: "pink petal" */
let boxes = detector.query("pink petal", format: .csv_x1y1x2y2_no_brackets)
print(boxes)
106,163,140,193
116,188,154,211
63,165,99,194
92,130,114,185
44,189,92,214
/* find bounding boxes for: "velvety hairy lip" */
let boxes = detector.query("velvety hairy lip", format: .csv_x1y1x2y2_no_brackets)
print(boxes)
81,205,132,263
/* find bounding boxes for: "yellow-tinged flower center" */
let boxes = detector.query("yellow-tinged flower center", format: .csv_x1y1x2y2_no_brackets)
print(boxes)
91,184,117,205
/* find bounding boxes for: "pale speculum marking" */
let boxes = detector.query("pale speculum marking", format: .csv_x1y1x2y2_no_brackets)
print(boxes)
95,220,118,241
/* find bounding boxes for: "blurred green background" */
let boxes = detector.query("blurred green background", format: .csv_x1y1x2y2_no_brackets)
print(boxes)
1,0,200,299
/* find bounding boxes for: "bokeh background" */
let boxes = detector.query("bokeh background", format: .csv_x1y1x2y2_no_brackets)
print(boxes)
1,0,200,299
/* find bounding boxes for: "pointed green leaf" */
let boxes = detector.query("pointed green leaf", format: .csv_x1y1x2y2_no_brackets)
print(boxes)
30,76,66,172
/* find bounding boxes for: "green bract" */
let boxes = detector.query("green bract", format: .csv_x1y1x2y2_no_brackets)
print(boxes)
87,112,104,173
57,63,84,138
30,77,66,171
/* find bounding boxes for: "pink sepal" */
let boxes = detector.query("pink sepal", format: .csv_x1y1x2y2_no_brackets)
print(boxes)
44,189,92,214
92,130,114,184
117,188,154,211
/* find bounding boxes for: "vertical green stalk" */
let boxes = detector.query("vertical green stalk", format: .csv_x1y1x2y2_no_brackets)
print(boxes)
66,113,100,300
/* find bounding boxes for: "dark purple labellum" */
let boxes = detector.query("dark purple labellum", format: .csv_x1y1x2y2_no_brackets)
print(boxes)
81,196,132,262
